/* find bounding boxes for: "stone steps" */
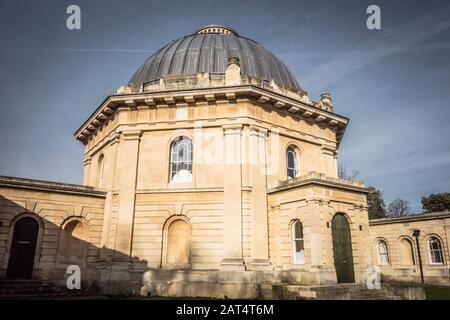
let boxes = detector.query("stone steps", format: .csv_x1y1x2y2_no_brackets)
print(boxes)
269,283,403,300
0,280,64,299
0,279,103,300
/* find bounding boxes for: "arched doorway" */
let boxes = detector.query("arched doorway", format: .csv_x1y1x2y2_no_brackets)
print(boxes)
331,213,355,283
7,217,39,279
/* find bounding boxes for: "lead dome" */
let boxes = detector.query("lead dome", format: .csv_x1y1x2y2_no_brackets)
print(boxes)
128,25,300,91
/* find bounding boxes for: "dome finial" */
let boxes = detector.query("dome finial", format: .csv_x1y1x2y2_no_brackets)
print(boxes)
193,24,238,36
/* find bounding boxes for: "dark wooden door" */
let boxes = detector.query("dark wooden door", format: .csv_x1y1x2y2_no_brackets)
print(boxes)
7,217,39,279
331,214,355,283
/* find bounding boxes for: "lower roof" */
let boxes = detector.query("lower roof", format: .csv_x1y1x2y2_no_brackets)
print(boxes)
0,175,106,197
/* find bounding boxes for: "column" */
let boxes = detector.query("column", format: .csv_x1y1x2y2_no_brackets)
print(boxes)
113,130,142,260
249,125,272,270
220,124,245,271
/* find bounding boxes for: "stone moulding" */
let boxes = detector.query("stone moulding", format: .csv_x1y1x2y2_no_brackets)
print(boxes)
369,211,450,225
74,85,348,146
0,175,106,197
269,171,368,194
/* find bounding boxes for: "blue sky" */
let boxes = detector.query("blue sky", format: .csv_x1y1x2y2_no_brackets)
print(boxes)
0,0,449,212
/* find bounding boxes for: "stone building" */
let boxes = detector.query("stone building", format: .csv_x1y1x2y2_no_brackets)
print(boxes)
370,212,450,286
0,25,446,298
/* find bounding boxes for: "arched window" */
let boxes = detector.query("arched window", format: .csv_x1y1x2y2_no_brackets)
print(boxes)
286,146,299,179
165,219,191,268
377,240,389,264
170,136,193,183
292,220,305,264
98,154,105,188
428,236,444,264
399,238,415,265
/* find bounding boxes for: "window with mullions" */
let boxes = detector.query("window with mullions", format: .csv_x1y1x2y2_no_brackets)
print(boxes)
428,236,444,264
377,240,389,265
286,146,299,179
292,219,305,264
170,136,193,183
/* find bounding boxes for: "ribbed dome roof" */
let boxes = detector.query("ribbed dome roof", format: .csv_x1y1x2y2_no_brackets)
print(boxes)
128,25,300,90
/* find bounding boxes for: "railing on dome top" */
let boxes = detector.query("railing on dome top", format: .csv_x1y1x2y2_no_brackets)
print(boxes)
193,25,238,36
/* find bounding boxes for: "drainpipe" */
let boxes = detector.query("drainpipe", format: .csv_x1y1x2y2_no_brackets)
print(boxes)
412,229,424,285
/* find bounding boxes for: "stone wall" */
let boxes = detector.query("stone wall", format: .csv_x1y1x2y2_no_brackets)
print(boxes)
370,212,450,285
267,173,371,285
0,176,105,290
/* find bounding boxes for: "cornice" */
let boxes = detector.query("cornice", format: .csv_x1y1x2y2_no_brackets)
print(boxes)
75,85,348,146
268,173,368,195
369,211,450,226
135,187,224,194
0,176,106,198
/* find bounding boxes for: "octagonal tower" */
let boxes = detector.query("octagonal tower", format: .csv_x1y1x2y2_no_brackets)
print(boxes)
75,25,371,297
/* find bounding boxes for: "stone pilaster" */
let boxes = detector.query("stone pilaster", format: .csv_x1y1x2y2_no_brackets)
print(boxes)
83,154,92,186
113,130,142,260
99,133,120,260
305,198,324,267
445,219,450,264
220,124,245,271
270,204,282,270
249,126,272,270
99,191,113,260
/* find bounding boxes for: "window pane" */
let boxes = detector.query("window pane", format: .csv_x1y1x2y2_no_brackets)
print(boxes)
295,250,305,263
178,146,184,158
295,221,303,239
295,239,304,252
432,251,441,264
287,168,294,179
430,238,439,250
288,152,295,168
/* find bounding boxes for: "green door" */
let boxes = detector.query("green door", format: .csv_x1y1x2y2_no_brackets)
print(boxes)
331,214,355,283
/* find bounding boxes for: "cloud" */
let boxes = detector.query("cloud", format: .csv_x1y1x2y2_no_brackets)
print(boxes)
302,4,450,91
0,47,155,53
363,151,450,179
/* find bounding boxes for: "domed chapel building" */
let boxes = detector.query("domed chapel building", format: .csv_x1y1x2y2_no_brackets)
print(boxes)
0,25,375,297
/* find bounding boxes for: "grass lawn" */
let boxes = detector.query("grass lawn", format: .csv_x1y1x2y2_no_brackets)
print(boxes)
425,285,450,300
